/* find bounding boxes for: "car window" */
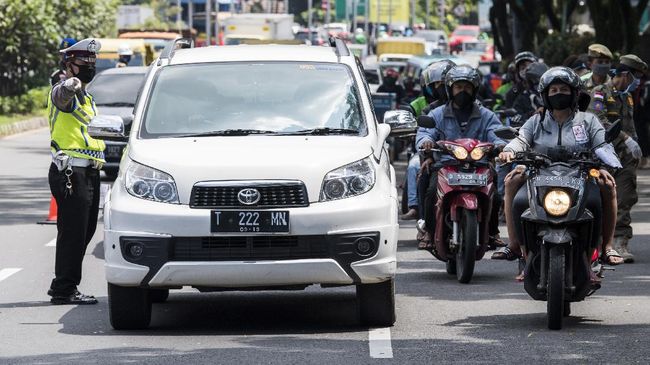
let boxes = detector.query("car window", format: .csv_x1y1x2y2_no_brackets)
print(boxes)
141,62,366,137
88,73,146,105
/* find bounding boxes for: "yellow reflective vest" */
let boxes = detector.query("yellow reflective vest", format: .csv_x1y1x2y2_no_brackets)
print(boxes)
48,89,105,163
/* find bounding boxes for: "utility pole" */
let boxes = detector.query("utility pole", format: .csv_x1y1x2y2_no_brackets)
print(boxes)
206,0,212,45
188,0,193,31
326,0,331,24
376,0,381,38
308,0,313,31
214,0,220,45
388,0,392,29
364,0,369,33
410,0,415,29
353,0,358,31
425,0,430,29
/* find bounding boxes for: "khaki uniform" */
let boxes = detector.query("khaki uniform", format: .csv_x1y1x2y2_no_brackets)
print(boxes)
586,80,638,241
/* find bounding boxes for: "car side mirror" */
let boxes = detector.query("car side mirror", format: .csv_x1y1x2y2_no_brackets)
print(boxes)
494,126,519,140
383,110,417,137
87,115,126,142
416,115,436,129
605,119,622,143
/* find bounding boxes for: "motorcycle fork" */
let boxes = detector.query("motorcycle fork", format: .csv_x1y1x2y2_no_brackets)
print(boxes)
537,241,575,296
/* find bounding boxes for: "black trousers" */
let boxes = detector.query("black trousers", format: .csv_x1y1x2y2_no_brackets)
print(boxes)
422,167,501,236
48,163,100,296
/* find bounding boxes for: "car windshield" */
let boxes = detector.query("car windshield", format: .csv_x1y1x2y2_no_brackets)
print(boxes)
141,62,366,138
88,73,145,105
95,54,144,74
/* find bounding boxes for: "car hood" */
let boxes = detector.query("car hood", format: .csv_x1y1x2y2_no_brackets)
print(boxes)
95,106,134,121
127,136,374,204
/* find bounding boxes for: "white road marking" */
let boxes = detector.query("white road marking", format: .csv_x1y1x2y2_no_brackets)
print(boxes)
368,327,393,358
45,238,57,247
0,268,22,282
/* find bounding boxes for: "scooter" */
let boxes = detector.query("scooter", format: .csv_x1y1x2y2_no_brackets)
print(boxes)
418,116,500,283
496,122,621,330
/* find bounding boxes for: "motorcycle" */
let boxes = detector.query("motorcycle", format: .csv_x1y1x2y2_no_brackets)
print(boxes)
417,115,500,283
495,122,621,330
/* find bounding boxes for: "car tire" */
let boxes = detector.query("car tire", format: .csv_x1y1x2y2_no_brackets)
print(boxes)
108,283,152,330
357,279,396,326
150,289,169,303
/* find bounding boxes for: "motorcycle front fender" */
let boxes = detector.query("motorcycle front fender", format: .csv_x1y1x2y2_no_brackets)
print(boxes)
449,193,479,221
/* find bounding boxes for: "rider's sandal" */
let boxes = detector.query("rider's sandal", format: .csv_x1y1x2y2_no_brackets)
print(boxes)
487,235,507,250
491,247,522,261
602,249,623,266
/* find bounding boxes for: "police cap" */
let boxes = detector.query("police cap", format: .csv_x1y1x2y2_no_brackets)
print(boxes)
619,54,648,73
587,44,613,59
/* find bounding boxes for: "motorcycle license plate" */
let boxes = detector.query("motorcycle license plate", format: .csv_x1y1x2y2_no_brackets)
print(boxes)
532,176,583,190
447,173,487,186
211,211,290,233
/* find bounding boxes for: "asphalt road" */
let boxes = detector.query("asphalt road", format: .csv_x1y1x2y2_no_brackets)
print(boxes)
1,128,649,364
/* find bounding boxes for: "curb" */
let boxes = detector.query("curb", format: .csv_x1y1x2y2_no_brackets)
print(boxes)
0,117,48,137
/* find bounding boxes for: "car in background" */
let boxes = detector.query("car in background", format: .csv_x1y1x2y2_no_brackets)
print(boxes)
118,31,179,58
449,25,480,53
414,29,449,55
294,28,326,46
87,66,148,179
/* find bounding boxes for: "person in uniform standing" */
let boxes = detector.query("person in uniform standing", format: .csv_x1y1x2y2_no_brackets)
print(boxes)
583,44,613,88
47,38,105,304
587,54,648,263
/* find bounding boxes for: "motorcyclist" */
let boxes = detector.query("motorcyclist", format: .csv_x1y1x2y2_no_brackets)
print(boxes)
415,65,506,249
377,68,405,105
116,44,133,68
401,60,454,222
505,51,538,110
494,67,623,266
509,61,548,127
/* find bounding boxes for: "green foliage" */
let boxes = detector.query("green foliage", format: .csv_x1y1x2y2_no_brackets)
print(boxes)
538,31,595,67
0,86,49,116
140,0,182,30
0,0,119,98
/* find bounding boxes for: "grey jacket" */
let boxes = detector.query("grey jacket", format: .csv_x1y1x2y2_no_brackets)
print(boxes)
505,110,606,153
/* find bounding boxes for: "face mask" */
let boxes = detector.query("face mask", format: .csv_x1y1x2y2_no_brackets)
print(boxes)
453,91,474,109
592,63,611,77
74,64,96,83
625,76,641,93
548,93,573,110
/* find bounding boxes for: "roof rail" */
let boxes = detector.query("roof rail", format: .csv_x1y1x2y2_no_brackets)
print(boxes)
328,37,350,59
158,37,194,65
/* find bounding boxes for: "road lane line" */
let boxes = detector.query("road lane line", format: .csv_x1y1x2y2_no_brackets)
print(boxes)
45,238,56,247
368,328,393,358
0,268,22,282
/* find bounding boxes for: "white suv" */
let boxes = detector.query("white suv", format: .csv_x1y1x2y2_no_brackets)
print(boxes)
92,39,404,329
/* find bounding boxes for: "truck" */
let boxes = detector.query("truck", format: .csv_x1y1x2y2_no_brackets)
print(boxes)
223,14,294,45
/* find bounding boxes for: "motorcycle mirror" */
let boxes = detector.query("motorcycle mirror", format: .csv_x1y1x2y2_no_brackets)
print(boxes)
417,115,436,129
503,108,518,118
605,119,622,143
383,109,417,137
494,126,518,140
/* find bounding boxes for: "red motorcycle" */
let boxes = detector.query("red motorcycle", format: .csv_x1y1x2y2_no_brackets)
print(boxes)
418,117,499,283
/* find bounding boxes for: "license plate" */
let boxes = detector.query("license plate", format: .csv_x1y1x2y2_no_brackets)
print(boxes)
447,172,487,186
532,175,583,190
211,211,290,233
105,145,122,158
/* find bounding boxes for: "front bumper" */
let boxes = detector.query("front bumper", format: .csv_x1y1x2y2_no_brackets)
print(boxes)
104,182,399,288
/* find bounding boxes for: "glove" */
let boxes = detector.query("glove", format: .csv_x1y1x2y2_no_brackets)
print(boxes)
63,77,82,92
624,137,642,160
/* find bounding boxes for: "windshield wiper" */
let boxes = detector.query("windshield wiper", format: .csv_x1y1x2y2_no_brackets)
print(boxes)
278,127,360,135
171,129,277,138
95,102,135,107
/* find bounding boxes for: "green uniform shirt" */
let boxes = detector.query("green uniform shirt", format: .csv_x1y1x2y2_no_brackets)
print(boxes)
410,96,429,116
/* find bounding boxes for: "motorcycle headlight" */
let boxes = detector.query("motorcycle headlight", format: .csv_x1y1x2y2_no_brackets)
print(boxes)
543,189,571,216
320,157,376,201
125,160,179,204
452,146,468,160
470,147,485,160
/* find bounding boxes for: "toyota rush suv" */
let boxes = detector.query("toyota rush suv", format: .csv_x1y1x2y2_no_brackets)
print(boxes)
94,39,401,329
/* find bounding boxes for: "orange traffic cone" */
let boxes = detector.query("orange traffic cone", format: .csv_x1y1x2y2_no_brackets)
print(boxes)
37,196,57,225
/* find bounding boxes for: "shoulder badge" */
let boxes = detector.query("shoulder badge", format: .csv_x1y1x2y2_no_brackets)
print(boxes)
592,100,604,111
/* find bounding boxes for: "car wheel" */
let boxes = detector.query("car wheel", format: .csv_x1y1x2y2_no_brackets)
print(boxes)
357,279,396,326
108,283,151,330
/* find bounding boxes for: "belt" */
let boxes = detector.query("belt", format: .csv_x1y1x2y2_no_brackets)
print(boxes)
52,155,103,170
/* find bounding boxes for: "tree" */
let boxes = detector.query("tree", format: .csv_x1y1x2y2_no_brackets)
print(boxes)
587,0,649,53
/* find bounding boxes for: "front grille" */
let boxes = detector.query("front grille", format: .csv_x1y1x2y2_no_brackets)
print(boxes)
172,236,328,261
190,182,309,208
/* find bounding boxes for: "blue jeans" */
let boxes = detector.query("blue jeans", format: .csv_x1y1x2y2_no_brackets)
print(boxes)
406,154,420,208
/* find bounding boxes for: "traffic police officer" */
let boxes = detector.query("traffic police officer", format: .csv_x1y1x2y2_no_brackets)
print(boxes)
583,43,613,88
50,37,77,86
587,54,648,263
47,38,105,304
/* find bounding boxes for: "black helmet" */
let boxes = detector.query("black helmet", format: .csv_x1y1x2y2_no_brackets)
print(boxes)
420,60,455,89
445,65,481,99
514,51,538,68
538,66,582,109
524,62,549,86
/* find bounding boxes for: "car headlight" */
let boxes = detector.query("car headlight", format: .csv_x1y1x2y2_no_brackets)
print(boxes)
470,147,485,160
543,189,571,216
125,160,179,204
320,157,376,201
452,146,468,160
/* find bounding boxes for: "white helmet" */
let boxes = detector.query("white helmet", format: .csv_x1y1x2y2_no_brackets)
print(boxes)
117,44,133,56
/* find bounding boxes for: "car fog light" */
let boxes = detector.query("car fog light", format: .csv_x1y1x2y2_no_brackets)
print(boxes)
324,179,347,199
127,242,144,258
355,237,375,256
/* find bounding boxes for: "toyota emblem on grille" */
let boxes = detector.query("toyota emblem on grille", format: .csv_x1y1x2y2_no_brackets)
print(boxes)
238,188,261,205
